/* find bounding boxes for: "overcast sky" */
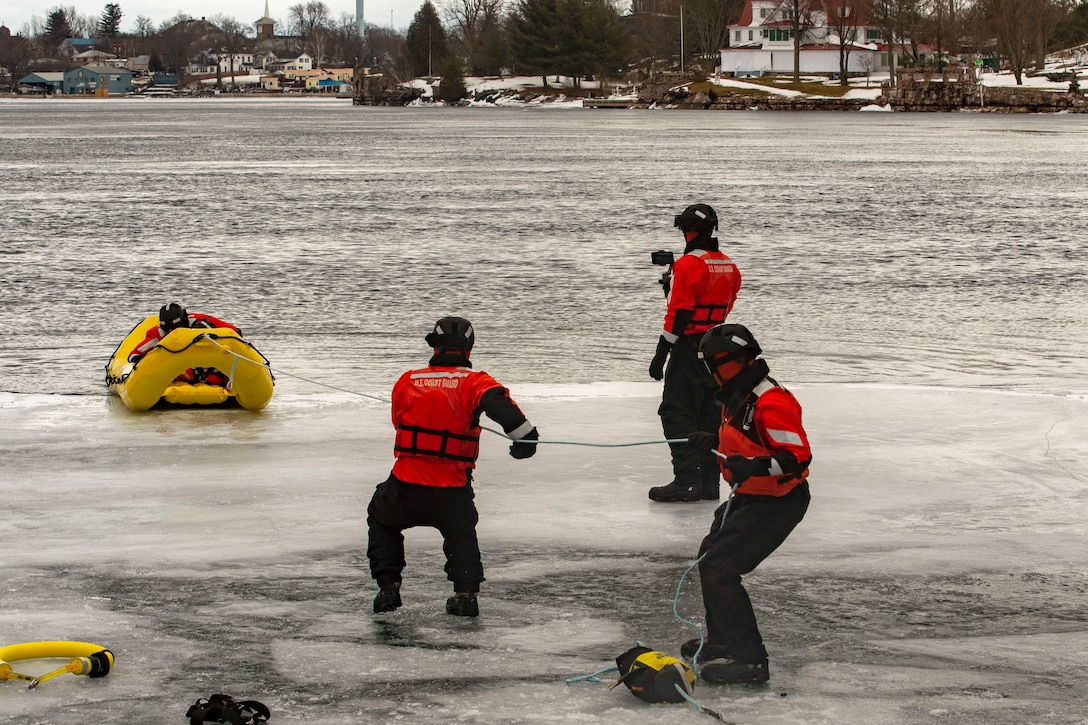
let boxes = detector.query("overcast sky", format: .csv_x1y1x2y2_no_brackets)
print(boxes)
1,0,425,35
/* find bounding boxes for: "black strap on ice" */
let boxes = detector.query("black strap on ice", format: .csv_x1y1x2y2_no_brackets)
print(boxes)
186,694,270,725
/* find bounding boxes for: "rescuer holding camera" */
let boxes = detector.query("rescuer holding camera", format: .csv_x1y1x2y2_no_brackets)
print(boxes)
647,204,741,503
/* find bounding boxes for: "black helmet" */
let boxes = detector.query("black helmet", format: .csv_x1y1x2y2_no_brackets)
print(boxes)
425,316,475,352
158,302,190,333
674,204,718,234
699,323,761,365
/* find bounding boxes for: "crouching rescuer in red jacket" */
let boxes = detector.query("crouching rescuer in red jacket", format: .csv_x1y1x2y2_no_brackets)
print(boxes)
367,317,539,618
680,323,811,685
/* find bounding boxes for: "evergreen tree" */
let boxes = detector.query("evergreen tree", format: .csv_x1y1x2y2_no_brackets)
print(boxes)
43,7,73,51
509,0,562,86
98,3,123,37
437,55,467,102
474,8,508,76
560,0,627,86
406,1,448,77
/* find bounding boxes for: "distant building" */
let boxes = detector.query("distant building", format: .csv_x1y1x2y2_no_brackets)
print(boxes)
18,71,64,94
72,48,120,64
256,1,276,42
270,53,314,73
63,65,134,95
60,38,104,57
720,0,935,76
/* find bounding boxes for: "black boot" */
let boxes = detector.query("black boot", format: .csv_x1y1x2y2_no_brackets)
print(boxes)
446,592,479,617
700,466,720,500
680,638,734,664
699,657,770,684
373,583,401,613
648,479,701,502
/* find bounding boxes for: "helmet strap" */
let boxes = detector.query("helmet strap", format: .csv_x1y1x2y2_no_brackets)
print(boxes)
716,358,770,416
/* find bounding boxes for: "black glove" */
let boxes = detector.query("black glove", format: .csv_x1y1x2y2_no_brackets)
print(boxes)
509,426,539,459
722,456,764,485
686,431,718,454
648,336,673,381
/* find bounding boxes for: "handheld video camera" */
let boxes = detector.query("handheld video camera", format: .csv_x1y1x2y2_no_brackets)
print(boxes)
650,250,674,297
651,250,675,267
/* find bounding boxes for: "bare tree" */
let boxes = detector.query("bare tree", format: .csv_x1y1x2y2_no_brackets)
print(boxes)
627,0,683,76
211,15,250,86
0,29,36,90
686,0,744,70
439,0,506,74
133,14,155,36
330,12,365,66
871,0,897,84
157,16,201,80
1029,0,1073,70
775,0,818,82
980,0,1034,83
819,0,870,84
288,1,333,39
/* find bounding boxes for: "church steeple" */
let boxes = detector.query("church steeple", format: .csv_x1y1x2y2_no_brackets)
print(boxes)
256,0,275,41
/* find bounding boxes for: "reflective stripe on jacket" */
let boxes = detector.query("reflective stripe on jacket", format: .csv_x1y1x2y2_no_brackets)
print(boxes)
719,383,810,497
662,249,741,342
391,366,505,488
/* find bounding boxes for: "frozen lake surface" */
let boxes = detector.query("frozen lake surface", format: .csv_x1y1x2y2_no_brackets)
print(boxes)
2,99,1087,723
3,384,1087,723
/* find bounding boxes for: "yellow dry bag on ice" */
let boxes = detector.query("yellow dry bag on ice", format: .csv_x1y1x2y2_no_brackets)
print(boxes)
611,644,696,704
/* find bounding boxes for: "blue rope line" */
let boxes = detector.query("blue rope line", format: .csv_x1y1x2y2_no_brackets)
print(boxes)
675,683,733,723
565,664,619,684
672,478,738,679
204,340,691,449
204,338,390,403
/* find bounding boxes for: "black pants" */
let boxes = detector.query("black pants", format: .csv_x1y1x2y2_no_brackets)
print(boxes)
658,336,721,485
697,482,810,663
366,474,485,593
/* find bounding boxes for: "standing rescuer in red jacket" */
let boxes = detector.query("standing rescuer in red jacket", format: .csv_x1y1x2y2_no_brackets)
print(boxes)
649,204,742,503
680,323,811,685
367,317,539,618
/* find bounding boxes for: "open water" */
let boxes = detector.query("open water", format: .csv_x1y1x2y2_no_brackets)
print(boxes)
1,97,1086,397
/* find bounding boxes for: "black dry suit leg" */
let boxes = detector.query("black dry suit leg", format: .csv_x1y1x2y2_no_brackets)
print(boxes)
367,476,485,592
658,337,722,490
697,483,810,664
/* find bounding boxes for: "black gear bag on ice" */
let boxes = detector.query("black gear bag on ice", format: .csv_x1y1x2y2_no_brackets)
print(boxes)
611,645,696,704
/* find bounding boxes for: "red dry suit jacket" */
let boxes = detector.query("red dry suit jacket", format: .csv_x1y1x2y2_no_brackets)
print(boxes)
128,313,241,362
391,354,533,488
718,379,811,497
662,245,741,343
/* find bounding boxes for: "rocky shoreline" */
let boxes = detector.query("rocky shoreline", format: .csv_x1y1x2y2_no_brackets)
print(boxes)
353,70,1088,113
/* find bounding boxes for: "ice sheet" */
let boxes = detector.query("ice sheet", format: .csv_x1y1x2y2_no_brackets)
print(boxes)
1,384,1087,723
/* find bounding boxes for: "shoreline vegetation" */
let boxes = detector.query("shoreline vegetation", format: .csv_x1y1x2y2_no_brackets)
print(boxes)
5,70,1085,112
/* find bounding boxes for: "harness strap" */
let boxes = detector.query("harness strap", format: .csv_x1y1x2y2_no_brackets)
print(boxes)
186,694,270,725
395,424,479,463
691,302,730,324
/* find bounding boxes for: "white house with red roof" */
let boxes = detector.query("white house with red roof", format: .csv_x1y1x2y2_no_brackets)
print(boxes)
720,0,934,77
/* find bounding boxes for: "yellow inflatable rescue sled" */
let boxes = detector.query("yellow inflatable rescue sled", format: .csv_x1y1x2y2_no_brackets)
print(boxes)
104,315,274,411
0,640,114,688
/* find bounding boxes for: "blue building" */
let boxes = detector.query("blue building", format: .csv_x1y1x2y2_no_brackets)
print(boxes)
62,65,134,95
18,71,65,94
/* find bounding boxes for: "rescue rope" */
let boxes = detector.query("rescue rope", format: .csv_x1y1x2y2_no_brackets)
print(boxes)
564,664,620,683
209,337,739,718
673,480,739,679
674,685,736,723
202,338,696,449
203,338,387,402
